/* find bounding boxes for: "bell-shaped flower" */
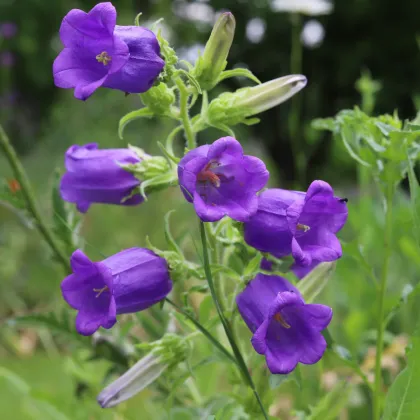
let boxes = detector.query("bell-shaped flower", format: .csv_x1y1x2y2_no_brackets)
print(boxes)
236,271,332,374
53,2,164,100
244,180,348,266
178,137,269,222
61,248,172,335
60,143,143,213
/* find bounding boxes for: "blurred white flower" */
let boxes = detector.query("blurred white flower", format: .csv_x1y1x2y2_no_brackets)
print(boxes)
173,1,215,25
271,0,333,16
246,18,266,44
301,19,325,48
177,43,205,64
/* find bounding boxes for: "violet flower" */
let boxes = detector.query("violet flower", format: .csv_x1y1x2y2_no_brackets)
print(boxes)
0,52,14,68
53,2,164,100
244,180,348,266
61,248,172,335
0,22,17,39
236,271,332,374
178,137,269,222
60,143,143,213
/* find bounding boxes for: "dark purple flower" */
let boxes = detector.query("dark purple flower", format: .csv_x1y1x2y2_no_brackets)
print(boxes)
53,2,164,100
0,22,17,39
244,180,348,266
178,137,269,222
61,248,172,335
60,143,143,213
236,272,332,374
0,51,14,67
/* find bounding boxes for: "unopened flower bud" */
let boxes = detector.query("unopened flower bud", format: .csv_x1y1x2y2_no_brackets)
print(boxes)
207,74,307,126
193,12,236,91
97,334,188,408
140,83,176,116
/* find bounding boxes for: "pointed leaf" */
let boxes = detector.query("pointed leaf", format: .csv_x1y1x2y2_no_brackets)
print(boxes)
218,68,261,85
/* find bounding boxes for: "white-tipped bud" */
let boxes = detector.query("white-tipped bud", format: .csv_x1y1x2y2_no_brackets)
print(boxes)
97,353,167,408
207,74,307,126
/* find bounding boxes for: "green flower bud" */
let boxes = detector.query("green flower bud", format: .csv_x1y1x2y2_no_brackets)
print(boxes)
97,334,188,408
207,74,307,126
140,83,176,116
193,12,236,91
121,147,178,199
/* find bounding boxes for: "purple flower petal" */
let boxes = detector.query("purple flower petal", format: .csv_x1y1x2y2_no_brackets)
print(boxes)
61,248,172,336
178,137,269,222
60,143,142,213
237,272,332,374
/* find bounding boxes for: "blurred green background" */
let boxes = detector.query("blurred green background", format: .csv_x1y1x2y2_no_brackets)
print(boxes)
1,0,420,419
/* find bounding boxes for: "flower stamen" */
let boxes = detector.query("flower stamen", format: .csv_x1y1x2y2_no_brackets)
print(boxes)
197,161,222,188
93,286,109,298
96,51,112,66
274,313,291,329
297,223,310,233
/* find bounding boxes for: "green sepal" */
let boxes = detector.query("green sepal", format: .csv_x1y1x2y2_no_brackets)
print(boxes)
156,28,178,82
118,107,154,139
134,12,142,26
176,69,202,94
217,68,261,85
140,83,176,116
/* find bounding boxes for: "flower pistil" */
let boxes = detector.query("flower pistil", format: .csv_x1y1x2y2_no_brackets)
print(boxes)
93,285,109,298
96,51,112,66
274,312,291,328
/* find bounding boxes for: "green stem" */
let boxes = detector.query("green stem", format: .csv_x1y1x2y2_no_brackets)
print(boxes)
0,125,71,273
164,297,237,366
373,182,395,420
199,221,268,420
289,13,305,187
175,78,196,150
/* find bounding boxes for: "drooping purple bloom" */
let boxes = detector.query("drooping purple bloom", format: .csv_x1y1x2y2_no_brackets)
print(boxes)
236,271,332,374
244,180,348,266
61,248,172,335
0,22,17,39
60,143,143,213
292,261,319,279
53,2,164,100
178,137,269,222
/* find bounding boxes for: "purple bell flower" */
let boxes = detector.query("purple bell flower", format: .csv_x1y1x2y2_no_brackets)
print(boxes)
60,143,143,213
178,137,269,222
0,22,17,39
53,2,164,100
236,272,332,374
244,180,348,266
61,248,173,336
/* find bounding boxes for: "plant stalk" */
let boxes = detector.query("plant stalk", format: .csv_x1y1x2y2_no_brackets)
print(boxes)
373,182,395,420
175,78,196,150
0,125,71,273
199,221,268,420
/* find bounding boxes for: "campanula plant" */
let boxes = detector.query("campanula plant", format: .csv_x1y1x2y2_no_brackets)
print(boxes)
2,1,419,419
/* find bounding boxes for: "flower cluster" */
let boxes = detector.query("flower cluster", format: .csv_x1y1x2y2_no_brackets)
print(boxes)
53,2,349,407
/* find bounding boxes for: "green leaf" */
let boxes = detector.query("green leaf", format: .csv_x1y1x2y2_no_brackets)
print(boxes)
297,262,336,303
307,381,352,420
7,311,89,347
199,295,214,323
218,68,261,85
242,253,263,278
405,145,420,249
118,107,154,139
51,169,82,254
383,334,420,419
269,373,289,389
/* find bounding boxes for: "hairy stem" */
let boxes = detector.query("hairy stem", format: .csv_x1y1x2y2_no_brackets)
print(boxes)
0,125,71,273
199,221,268,420
373,182,395,420
175,78,196,150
